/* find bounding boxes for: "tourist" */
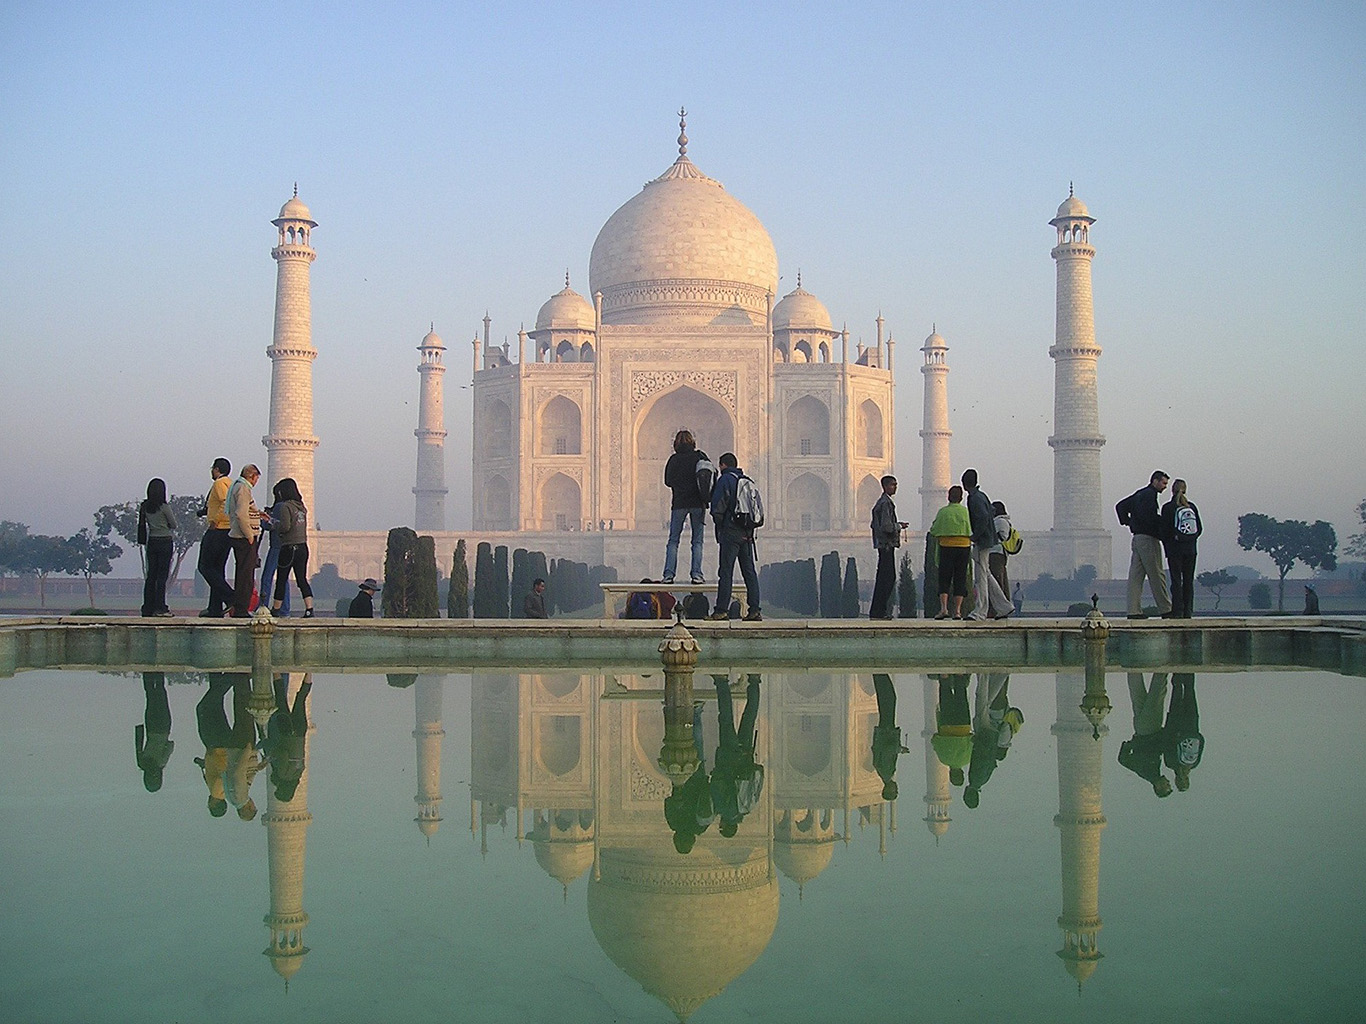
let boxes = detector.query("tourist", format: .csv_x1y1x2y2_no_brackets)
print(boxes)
221,675,262,821
1118,672,1173,797
267,477,314,617
1013,582,1023,616
193,673,236,817
197,457,235,617
962,469,1013,620
707,453,762,622
350,578,381,617
524,577,549,618
1304,585,1321,615
869,475,908,619
664,760,714,855
260,673,312,803
930,673,973,786
989,501,1013,608
138,477,177,617
963,672,1020,809
1163,672,1203,792
135,671,173,792
929,485,972,620
259,481,291,618
1116,470,1173,619
871,673,908,801
710,673,764,836
226,464,263,618
662,429,711,585
1159,478,1202,619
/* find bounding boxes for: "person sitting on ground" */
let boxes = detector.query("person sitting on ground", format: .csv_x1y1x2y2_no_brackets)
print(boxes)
524,578,549,619
350,578,380,618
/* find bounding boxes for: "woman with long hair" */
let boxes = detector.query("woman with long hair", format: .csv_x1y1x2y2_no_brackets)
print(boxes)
259,480,291,616
268,478,314,617
138,478,177,616
1160,478,1202,618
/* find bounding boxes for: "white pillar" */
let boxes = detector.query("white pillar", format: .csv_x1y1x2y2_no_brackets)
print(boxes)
918,327,952,533
414,327,448,531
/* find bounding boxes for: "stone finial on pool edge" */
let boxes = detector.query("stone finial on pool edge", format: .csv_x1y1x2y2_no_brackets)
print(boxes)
1080,593,1109,641
659,610,700,671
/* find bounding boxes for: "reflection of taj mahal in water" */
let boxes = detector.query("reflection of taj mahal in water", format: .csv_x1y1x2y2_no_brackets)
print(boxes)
268,112,1111,582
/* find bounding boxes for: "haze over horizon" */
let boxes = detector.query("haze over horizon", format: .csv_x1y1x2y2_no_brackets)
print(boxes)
2,3,1363,577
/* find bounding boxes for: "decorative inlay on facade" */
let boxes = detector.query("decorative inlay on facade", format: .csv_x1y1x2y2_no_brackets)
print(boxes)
629,760,670,802
630,369,738,411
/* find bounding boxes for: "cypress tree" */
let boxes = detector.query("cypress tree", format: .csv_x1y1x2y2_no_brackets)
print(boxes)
473,542,494,618
493,546,510,617
381,527,419,618
922,536,938,618
448,538,469,618
842,556,861,617
897,551,918,618
799,558,819,615
819,551,842,617
510,548,530,618
413,535,440,617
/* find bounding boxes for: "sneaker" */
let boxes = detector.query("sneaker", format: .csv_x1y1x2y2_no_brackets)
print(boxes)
741,611,763,622
934,612,949,620
662,576,675,585
706,611,730,621
690,576,705,585
156,610,175,617
303,609,314,618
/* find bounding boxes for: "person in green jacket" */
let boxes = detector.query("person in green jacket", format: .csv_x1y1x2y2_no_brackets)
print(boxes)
931,674,973,786
929,486,973,619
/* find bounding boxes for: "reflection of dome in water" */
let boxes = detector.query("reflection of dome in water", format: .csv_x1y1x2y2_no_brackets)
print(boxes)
588,125,778,327
534,837,594,890
588,847,778,1022
772,837,834,888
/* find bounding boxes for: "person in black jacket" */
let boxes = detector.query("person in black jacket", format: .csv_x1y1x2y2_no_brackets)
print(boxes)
1116,470,1173,619
662,429,710,585
350,578,380,617
1160,478,1202,618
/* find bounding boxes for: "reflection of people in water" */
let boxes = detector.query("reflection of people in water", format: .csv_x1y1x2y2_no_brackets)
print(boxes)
871,674,909,801
135,671,174,792
259,674,312,802
710,673,764,836
1164,672,1204,791
931,674,973,787
664,762,714,854
1118,672,1173,798
194,674,261,819
963,673,1022,809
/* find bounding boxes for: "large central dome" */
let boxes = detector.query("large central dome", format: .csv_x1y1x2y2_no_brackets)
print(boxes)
588,119,779,327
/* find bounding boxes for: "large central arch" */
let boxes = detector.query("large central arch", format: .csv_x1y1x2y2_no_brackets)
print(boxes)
633,385,734,530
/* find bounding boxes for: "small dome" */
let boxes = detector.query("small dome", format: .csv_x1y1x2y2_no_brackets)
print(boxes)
1051,191,1093,224
533,838,594,887
276,194,315,224
922,327,946,349
773,836,835,885
535,282,596,332
772,284,833,333
420,326,444,349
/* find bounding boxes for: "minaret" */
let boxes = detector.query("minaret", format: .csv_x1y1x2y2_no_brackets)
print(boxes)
918,326,952,533
1049,188,1105,536
263,672,313,985
921,676,951,840
413,326,448,531
413,674,445,839
1052,670,1106,988
264,187,320,520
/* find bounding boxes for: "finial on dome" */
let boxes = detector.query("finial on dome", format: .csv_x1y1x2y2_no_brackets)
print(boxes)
677,107,688,157
565,269,571,289
1069,181,1074,198
293,182,298,198
796,269,802,289
932,322,936,333
430,321,434,332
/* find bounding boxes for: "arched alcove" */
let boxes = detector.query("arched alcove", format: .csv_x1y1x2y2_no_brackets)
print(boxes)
536,715,582,777
540,472,581,531
786,714,832,777
634,385,734,530
580,341,595,362
858,400,884,459
484,475,512,530
540,396,582,455
481,398,513,457
785,395,830,456
786,473,830,531
555,339,578,363
856,474,881,521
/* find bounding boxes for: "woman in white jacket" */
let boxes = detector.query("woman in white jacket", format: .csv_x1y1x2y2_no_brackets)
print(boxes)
989,501,1012,607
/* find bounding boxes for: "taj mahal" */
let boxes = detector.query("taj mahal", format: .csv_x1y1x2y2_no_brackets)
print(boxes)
266,113,1111,588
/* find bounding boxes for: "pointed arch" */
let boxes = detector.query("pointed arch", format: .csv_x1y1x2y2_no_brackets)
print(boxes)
539,395,581,455
785,395,830,456
633,385,734,529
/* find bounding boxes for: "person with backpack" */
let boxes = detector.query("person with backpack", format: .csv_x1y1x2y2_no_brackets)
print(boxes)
662,429,712,585
989,500,1016,607
707,452,763,622
1159,478,1202,619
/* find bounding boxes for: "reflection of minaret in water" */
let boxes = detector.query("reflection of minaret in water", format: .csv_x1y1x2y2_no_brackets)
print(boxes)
921,676,951,840
263,672,313,986
413,674,445,839
1052,670,1106,988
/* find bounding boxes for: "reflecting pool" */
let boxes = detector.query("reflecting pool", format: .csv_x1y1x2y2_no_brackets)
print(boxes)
1,665,1362,1023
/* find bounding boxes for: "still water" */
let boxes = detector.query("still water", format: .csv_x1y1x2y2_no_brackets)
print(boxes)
1,667,1361,1024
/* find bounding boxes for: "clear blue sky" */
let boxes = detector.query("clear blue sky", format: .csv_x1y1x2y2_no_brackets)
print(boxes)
2,1,1363,574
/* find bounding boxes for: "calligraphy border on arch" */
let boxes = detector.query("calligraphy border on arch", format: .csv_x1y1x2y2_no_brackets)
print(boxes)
630,369,738,412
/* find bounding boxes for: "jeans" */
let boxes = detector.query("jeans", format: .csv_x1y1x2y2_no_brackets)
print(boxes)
870,547,897,618
197,528,234,615
664,507,706,582
716,531,760,615
260,544,291,615
142,537,173,615
1167,547,1196,618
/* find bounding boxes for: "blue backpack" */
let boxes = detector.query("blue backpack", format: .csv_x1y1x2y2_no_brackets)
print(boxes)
625,591,660,619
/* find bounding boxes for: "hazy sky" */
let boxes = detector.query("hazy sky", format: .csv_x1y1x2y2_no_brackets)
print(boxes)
2,1,1363,574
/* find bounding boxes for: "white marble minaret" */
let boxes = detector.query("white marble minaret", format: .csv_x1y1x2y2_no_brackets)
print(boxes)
1048,188,1110,574
918,327,952,532
413,326,448,531
264,187,320,520
1052,670,1106,988
263,673,313,985
921,675,951,840
413,673,446,838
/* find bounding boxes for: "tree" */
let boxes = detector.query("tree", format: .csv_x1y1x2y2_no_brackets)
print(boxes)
12,534,72,607
1028,573,1083,608
510,548,530,618
1237,513,1338,612
448,539,470,618
922,536,938,619
95,495,203,581
1074,564,1098,590
0,521,31,575
1247,581,1272,610
66,527,123,608
819,551,842,618
493,545,510,617
473,542,495,617
381,527,421,617
1196,569,1237,611
842,557,861,617
1348,499,1366,559
413,535,440,617
897,551,917,618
